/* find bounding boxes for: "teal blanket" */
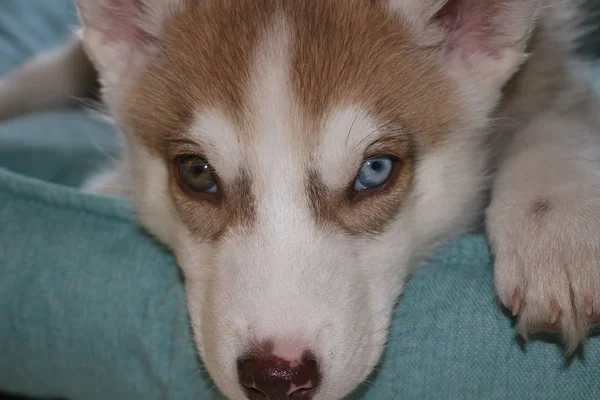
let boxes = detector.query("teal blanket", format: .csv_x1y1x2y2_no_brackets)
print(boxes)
1,1,599,399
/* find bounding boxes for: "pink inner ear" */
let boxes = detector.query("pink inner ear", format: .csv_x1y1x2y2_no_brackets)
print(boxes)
434,0,499,57
98,0,158,46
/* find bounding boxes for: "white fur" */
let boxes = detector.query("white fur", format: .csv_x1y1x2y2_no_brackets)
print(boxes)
183,19,390,400
487,113,600,351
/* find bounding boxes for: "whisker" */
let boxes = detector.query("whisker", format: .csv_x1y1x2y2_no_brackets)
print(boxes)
345,111,360,146
71,97,121,164
355,122,386,150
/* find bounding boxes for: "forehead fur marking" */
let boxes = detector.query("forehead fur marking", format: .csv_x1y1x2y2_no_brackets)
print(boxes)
126,0,460,155
124,0,281,153
287,0,460,148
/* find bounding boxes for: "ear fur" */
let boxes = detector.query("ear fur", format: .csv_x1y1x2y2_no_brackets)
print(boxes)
74,0,186,86
386,0,543,87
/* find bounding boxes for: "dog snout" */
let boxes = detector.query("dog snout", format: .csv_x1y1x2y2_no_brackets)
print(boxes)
237,346,320,400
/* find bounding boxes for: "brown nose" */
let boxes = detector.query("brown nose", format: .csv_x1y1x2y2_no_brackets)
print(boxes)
237,351,320,400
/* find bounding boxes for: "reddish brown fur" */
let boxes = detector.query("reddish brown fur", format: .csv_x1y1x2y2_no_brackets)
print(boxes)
124,0,463,238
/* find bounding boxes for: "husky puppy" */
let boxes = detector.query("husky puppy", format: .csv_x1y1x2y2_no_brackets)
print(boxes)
1,1,599,399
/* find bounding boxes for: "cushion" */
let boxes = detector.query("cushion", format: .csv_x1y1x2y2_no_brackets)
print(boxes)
1,1,599,399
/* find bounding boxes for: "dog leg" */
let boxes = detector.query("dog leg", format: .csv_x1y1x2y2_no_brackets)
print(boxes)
487,109,600,352
0,36,97,121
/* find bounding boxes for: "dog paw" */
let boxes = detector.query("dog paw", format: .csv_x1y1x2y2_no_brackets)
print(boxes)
487,196,600,352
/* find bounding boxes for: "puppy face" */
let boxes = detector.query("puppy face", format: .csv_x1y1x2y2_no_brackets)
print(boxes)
77,0,540,398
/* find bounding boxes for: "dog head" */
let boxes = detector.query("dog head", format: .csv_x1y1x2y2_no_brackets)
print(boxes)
76,0,540,398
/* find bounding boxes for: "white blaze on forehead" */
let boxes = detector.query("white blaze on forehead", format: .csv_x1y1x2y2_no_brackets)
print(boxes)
188,109,242,184
185,15,304,227
317,107,382,189
246,15,309,226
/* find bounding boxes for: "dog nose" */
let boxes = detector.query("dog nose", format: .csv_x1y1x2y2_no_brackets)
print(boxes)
237,350,320,400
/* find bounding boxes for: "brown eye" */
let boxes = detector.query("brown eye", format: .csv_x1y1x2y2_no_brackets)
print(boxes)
177,155,218,195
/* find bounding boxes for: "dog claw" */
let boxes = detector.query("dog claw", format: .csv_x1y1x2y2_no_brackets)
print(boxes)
549,306,560,325
585,298,594,317
511,289,523,316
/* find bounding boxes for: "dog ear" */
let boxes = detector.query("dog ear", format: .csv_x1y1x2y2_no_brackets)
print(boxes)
74,0,186,86
385,0,542,88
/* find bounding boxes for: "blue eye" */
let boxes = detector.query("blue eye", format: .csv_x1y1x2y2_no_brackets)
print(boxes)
354,157,395,191
178,155,218,194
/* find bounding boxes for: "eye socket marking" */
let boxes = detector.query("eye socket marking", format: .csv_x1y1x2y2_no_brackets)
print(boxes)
174,154,219,201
